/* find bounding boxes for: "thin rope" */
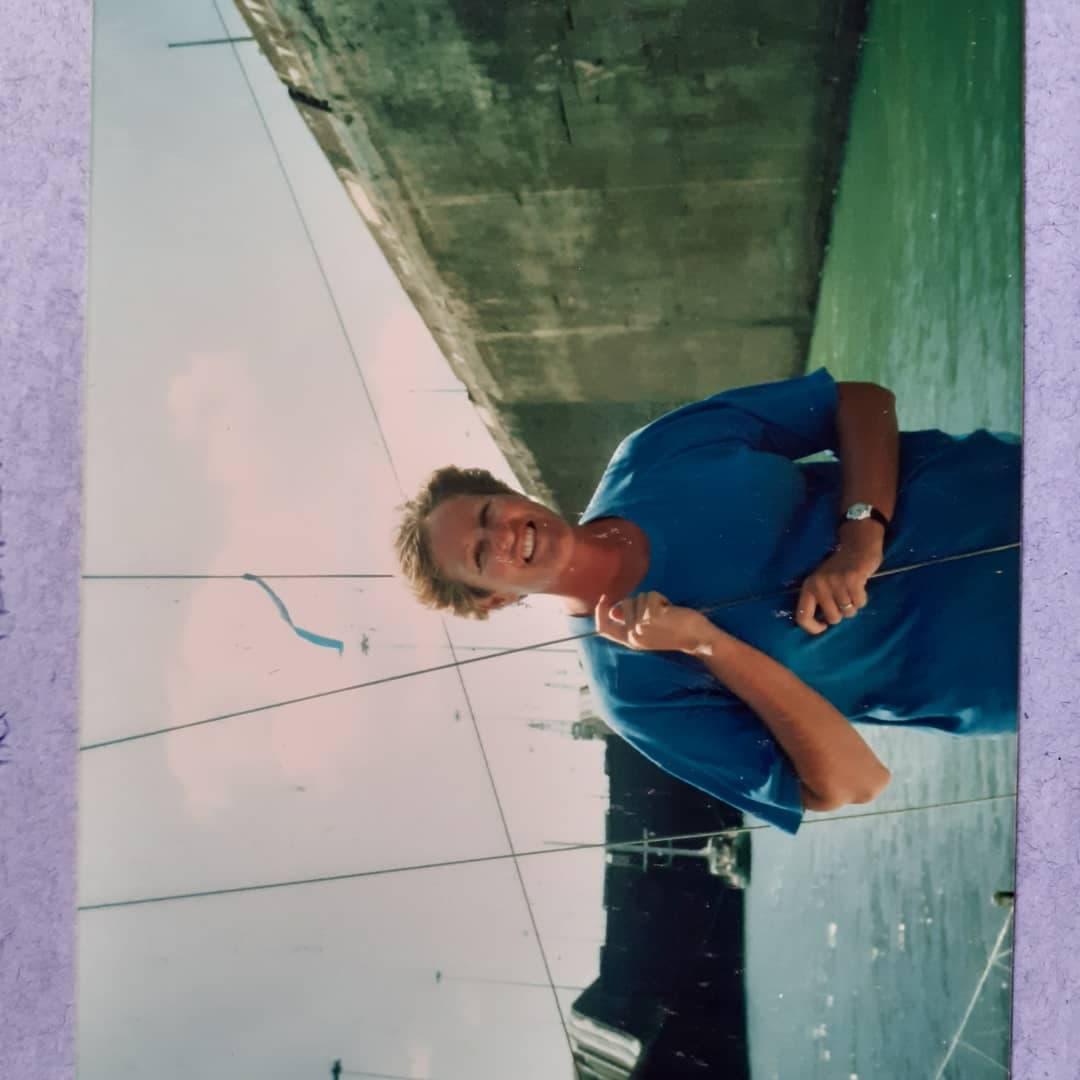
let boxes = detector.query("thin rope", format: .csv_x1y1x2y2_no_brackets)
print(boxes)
82,573,395,581
78,630,594,751
78,543,1015,587
932,906,1014,1079
338,1071,434,1080
208,11,576,1065
167,35,255,49
77,792,1013,913
955,1039,1009,1073
437,628,573,1048
78,542,1020,752
436,976,587,991
341,1071,434,1080
693,542,1019,619
341,1067,434,1075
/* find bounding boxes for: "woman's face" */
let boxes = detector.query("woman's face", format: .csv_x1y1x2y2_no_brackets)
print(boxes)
425,492,575,601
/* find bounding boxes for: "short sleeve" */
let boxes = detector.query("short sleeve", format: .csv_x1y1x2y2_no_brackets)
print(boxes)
580,638,805,833
618,367,839,466
617,694,805,834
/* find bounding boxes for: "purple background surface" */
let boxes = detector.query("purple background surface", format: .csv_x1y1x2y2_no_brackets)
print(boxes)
1014,2,1080,1073
0,1,1076,1078
0,1,88,1077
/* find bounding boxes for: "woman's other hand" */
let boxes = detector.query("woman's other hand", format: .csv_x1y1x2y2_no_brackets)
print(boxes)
796,522,884,635
595,591,718,655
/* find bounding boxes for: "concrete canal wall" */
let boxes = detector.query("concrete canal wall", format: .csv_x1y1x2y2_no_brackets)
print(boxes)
235,0,866,513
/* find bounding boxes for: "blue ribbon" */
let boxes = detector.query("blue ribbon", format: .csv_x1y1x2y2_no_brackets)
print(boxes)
242,574,344,655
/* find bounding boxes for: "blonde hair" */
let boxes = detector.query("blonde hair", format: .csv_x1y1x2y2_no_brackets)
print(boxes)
394,466,518,620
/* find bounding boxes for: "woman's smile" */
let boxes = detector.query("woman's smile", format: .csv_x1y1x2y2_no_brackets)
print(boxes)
521,522,536,562
484,509,542,570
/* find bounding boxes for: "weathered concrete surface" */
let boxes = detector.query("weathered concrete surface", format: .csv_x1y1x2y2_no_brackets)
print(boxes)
235,0,866,513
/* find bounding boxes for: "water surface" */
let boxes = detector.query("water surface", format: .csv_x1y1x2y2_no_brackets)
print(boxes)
745,1,1021,1076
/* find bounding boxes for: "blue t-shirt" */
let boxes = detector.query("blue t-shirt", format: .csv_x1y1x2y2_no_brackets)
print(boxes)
569,369,1020,834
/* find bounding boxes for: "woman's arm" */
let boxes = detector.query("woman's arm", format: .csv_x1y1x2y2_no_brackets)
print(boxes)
690,624,890,809
836,380,899,521
795,381,900,634
597,593,892,811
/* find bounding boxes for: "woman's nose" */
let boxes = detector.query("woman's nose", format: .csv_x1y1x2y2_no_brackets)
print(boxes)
486,517,514,557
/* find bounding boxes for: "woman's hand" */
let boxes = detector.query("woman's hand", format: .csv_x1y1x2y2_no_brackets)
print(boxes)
796,522,885,635
595,591,718,655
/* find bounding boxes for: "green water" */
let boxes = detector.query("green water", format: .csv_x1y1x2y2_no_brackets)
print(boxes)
745,2,1023,1078
807,0,1023,435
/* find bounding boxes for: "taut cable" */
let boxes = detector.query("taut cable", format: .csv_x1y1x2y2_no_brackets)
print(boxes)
79,542,1019,752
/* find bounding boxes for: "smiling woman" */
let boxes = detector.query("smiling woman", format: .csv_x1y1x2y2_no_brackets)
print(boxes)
395,369,1021,833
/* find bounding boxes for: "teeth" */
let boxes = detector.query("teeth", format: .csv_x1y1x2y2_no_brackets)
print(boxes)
523,524,536,561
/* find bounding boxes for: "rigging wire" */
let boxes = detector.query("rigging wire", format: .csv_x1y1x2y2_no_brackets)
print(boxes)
82,573,396,581
337,1071,435,1080
79,542,1020,752
206,7,576,1061
78,791,1015,913
931,906,1015,1080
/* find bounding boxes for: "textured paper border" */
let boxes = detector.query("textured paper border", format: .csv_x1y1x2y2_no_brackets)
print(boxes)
0,1,1076,1078
0,1,89,1078
1012,1,1080,1073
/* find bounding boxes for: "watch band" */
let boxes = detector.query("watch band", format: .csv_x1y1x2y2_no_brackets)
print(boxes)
840,502,891,531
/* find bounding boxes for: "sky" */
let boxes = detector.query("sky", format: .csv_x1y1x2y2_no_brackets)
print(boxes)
81,2,608,1076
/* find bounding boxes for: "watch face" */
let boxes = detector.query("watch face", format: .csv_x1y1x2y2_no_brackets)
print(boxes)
846,502,872,520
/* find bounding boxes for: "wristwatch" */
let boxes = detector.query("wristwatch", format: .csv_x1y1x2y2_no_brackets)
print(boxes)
840,502,891,531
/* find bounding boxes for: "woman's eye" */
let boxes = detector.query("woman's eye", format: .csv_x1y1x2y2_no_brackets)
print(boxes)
476,501,491,569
